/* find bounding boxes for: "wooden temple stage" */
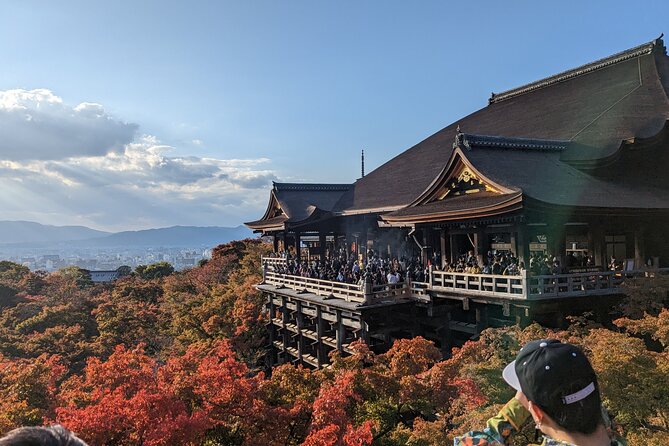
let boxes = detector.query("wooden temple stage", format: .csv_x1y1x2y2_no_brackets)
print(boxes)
260,257,668,368
247,36,669,368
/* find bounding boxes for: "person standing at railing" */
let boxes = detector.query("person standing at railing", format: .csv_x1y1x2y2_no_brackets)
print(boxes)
492,258,503,275
504,261,520,276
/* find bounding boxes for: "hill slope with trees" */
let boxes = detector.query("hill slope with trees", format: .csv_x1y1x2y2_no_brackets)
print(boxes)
0,240,666,445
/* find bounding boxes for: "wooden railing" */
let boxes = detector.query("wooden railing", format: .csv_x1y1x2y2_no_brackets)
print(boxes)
409,281,430,301
261,257,412,305
262,256,288,270
261,257,669,302
368,282,410,304
431,270,525,298
528,271,622,298
264,271,366,303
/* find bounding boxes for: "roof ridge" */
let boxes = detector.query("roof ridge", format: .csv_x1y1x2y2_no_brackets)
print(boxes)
489,35,666,104
273,182,351,191
455,132,568,152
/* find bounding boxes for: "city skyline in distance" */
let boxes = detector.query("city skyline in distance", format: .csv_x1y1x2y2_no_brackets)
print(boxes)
0,220,253,272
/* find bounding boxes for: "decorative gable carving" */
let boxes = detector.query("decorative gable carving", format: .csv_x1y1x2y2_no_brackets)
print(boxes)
434,165,500,200
267,196,285,218
411,147,513,206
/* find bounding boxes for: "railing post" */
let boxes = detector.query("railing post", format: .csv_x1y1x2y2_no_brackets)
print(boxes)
261,259,268,284
521,269,530,299
428,265,434,289
363,272,373,305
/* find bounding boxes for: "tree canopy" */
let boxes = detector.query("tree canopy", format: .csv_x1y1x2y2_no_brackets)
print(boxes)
0,239,665,445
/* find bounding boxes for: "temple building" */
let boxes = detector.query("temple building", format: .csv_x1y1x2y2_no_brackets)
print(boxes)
246,36,669,368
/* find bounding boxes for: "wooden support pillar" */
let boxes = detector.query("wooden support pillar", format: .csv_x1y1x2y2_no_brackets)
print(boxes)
444,313,453,354
273,234,279,253
295,301,304,362
335,310,345,353
475,306,488,333
319,233,326,262
591,223,604,267
359,317,370,344
474,229,484,266
268,295,277,367
281,297,289,356
361,230,368,262
515,306,531,328
449,233,457,264
516,224,530,266
440,230,447,269
295,232,302,263
548,224,565,265
316,306,325,367
634,228,645,269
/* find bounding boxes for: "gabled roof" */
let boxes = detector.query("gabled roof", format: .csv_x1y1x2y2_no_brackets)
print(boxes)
334,36,669,214
381,131,669,225
245,182,351,231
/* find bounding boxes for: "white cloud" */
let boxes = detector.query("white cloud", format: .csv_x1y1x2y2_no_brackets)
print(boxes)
0,89,277,230
0,89,138,160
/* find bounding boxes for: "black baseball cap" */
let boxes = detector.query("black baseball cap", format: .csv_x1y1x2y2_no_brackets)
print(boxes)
502,339,598,410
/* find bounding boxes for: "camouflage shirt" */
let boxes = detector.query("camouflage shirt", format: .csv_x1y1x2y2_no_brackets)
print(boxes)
453,398,626,446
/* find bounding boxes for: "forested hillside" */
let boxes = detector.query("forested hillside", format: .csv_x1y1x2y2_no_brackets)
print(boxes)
0,239,666,445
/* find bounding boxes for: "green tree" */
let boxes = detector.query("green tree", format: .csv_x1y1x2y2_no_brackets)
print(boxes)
135,262,174,280
115,265,132,277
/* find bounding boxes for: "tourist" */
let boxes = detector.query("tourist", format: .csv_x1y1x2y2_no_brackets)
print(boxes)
454,339,625,446
0,425,88,446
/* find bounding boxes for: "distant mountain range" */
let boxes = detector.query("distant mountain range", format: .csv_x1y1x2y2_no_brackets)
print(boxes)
0,221,254,248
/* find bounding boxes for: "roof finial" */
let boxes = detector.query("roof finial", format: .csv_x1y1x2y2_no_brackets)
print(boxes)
453,126,465,149
361,149,365,178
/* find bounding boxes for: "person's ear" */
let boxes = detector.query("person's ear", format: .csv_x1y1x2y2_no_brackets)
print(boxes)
528,401,545,427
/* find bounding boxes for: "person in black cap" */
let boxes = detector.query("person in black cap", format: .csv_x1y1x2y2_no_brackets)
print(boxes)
0,425,88,446
454,339,625,446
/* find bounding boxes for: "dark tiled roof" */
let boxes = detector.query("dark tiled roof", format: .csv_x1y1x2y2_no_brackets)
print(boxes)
334,37,669,213
464,145,669,209
245,183,351,230
489,37,663,103
382,129,669,223
275,183,351,221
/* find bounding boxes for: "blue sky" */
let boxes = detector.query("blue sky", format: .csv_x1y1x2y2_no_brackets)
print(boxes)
0,1,667,231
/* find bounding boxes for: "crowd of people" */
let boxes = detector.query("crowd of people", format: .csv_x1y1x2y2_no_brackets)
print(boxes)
266,247,535,289
268,248,424,287
441,250,523,276
266,245,610,287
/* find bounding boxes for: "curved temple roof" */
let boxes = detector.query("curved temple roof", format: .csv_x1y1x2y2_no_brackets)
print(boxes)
245,182,351,231
247,36,669,232
333,35,669,214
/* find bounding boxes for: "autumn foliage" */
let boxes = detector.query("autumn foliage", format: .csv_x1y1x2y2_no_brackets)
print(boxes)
0,241,666,445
